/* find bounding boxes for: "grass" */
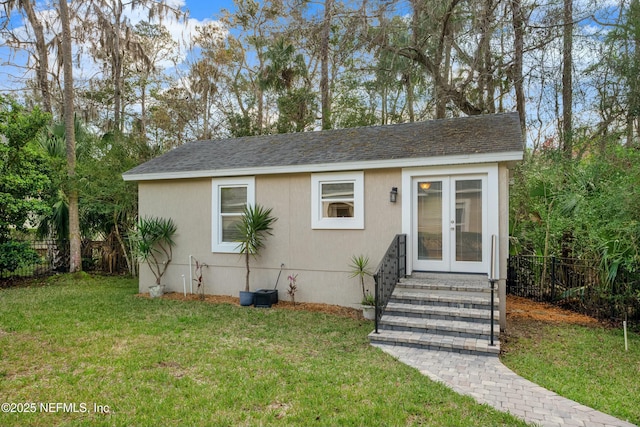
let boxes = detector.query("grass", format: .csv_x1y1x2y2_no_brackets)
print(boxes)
0,273,526,427
501,319,640,426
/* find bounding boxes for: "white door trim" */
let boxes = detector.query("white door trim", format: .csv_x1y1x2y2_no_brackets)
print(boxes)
402,164,500,276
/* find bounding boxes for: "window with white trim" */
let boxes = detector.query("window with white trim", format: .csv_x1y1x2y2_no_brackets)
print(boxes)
212,177,255,252
311,172,364,229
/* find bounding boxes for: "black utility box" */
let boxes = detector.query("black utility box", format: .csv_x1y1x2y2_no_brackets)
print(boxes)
254,289,278,308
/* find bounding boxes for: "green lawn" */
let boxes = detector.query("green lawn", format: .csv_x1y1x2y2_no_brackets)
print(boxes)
501,318,640,426
0,274,526,427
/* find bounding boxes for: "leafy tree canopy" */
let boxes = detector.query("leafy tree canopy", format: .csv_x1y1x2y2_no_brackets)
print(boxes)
0,95,51,242
511,143,640,280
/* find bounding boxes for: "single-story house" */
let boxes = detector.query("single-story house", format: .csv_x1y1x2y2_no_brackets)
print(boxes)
123,113,523,328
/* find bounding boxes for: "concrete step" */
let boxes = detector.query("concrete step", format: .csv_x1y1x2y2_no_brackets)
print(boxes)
379,315,499,339
398,277,494,293
384,302,499,323
409,272,488,282
390,288,498,310
369,329,500,356
369,273,500,356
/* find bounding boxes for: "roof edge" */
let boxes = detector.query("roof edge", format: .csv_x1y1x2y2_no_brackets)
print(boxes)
122,150,523,182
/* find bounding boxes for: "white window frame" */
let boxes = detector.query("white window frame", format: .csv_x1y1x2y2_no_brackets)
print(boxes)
212,177,255,253
311,171,364,229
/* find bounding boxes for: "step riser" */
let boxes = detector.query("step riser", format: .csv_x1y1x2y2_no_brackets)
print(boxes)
398,283,492,293
377,323,499,340
370,336,500,356
385,302,498,322
400,273,493,283
389,297,494,310
384,309,497,324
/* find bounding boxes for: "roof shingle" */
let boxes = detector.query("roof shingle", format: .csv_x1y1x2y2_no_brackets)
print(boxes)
123,113,523,179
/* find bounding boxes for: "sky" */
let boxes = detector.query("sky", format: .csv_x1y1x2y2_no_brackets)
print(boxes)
0,0,619,145
185,0,234,20
0,0,240,93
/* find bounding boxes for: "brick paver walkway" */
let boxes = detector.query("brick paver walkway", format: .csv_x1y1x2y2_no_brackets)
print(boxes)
373,344,636,427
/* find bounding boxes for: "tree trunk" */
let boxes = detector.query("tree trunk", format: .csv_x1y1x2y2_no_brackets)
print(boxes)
113,0,123,132
405,72,415,122
256,45,265,134
22,0,51,114
484,46,495,113
628,0,640,146
434,78,446,119
511,0,526,137
245,252,250,292
140,78,147,136
257,86,264,134
437,0,455,118
59,0,81,273
320,0,333,130
112,212,133,275
481,0,496,114
202,90,209,139
381,87,387,124
562,0,573,157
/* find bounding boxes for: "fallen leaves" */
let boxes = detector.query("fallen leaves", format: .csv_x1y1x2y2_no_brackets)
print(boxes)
507,295,599,326
137,292,363,320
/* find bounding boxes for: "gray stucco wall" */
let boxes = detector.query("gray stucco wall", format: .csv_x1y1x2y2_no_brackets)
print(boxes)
138,169,402,307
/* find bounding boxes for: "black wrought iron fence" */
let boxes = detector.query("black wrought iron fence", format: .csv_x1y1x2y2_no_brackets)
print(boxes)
0,239,129,282
0,240,68,280
373,234,406,333
508,255,640,325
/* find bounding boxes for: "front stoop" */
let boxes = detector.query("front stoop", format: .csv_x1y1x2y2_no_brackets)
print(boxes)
368,273,500,356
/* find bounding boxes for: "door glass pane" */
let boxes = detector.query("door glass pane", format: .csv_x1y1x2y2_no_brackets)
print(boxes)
417,181,442,260
455,180,482,262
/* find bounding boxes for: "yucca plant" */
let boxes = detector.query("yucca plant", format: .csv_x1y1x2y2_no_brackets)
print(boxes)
133,216,177,287
236,204,277,293
349,254,373,305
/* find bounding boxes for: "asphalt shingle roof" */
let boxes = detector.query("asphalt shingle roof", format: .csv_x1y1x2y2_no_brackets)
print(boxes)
123,112,523,179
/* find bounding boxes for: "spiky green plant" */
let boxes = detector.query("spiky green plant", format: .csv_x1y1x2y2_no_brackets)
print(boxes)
349,254,373,302
133,216,177,286
236,204,277,292
36,189,69,243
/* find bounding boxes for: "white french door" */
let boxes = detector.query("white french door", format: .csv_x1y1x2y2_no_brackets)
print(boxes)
412,175,487,273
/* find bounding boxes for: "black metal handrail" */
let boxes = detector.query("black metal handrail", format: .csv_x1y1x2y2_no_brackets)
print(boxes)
489,235,497,346
373,234,406,333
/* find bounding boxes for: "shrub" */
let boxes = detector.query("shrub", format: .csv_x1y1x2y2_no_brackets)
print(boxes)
0,241,40,273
